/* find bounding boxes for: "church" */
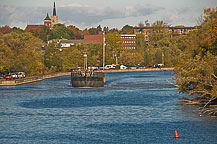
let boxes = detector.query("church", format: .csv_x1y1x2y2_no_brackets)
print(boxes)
25,2,59,31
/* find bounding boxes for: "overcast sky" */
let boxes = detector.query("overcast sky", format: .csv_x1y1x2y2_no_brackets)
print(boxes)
0,0,216,30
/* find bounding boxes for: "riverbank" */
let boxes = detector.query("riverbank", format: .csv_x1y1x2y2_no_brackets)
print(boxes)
0,72,70,86
98,67,174,73
0,68,174,86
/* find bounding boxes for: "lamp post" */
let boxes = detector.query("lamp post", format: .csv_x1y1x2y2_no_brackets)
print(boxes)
83,54,87,71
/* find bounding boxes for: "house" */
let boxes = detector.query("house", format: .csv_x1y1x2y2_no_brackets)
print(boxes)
48,39,84,48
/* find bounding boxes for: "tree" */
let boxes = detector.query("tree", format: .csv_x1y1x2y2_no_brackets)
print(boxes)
121,25,133,34
150,20,169,43
88,27,98,35
120,50,143,66
96,25,102,32
67,25,83,39
49,24,72,40
61,47,83,71
103,27,109,33
0,26,12,34
105,32,123,64
174,8,217,115
0,30,45,75
44,43,63,72
29,26,50,42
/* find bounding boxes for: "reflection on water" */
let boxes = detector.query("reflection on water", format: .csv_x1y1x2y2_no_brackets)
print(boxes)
0,71,217,144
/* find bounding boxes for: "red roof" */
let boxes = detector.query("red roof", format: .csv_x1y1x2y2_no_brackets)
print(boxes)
25,25,44,32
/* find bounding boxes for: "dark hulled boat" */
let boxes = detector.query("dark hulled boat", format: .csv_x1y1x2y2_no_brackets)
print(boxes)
70,71,105,88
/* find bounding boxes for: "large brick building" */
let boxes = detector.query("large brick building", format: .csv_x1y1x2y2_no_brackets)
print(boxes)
120,34,136,51
84,31,104,44
25,2,59,31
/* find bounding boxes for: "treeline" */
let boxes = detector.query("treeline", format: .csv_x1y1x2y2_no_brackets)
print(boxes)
0,29,105,75
174,8,217,115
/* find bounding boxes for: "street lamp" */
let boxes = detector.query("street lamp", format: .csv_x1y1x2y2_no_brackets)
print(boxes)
83,54,87,71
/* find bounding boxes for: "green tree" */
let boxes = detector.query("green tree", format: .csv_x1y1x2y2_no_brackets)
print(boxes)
121,25,133,34
44,43,63,72
61,47,83,71
120,50,143,66
30,26,50,42
105,32,123,64
49,24,72,40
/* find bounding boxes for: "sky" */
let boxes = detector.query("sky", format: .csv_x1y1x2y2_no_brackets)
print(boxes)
0,0,216,30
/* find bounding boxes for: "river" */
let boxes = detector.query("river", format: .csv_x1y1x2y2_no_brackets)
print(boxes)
0,71,217,144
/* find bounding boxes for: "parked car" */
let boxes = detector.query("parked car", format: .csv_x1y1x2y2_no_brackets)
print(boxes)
147,66,154,68
5,74,12,80
17,72,26,79
10,73,18,79
105,64,116,70
120,65,127,70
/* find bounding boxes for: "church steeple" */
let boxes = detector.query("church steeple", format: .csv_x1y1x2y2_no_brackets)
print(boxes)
44,13,51,20
51,1,58,28
53,2,56,16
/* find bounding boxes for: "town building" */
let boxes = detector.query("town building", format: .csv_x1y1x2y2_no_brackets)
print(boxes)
48,39,84,48
25,2,59,31
133,26,198,42
120,34,136,52
84,31,104,44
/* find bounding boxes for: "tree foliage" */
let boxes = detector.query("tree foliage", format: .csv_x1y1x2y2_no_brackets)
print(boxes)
49,24,72,40
174,8,217,115
0,30,45,75
105,32,123,64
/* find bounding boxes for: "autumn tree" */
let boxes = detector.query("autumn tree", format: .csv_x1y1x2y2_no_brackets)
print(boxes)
67,25,83,39
120,50,143,66
61,47,83,71
0,26,13,34
174,8,217,115
29,26,50,42
105,32,123,64
44,43,63,72
0,30,45,75
49,24,72,40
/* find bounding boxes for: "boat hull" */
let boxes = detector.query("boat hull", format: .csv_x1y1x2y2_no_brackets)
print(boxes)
71,72,105,87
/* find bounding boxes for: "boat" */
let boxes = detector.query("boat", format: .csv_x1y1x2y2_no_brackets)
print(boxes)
70,71,105,88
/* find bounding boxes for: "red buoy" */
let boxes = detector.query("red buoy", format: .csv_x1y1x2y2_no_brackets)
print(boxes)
174,130,180,138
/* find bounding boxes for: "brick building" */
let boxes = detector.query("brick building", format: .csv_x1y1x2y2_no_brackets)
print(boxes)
120,34,136,51
84,31,104,44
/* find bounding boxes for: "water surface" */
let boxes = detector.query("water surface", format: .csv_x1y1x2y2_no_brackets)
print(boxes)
0,71,217,143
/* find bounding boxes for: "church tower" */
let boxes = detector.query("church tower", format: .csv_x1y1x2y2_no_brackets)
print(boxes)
51,2,59,28
44,13,51,28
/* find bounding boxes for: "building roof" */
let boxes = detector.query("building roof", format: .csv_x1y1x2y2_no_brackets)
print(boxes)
25,25,44,32
121,34,136,37
60,39,84,44
134,26,198,29
44,13,51,20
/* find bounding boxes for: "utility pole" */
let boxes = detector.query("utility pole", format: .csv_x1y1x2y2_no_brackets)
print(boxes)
103,32,106,70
